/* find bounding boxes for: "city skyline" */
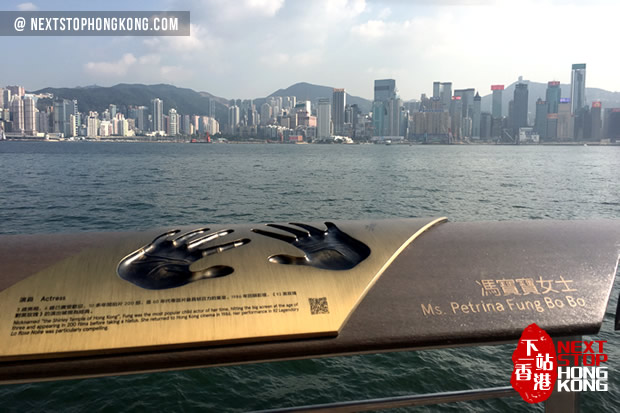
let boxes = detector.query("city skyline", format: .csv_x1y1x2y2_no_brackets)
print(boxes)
2,0,620,100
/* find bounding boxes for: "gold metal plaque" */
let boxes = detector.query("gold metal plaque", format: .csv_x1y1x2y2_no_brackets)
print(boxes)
0,218,446,360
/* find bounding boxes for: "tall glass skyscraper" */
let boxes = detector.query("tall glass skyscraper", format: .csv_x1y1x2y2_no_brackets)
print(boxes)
570,63,586,114
332,88,346,135
491,85,504,119
545,81,561,114
513,83,529,132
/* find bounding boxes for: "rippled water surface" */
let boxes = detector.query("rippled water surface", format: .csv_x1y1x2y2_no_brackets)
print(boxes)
1,142,619,412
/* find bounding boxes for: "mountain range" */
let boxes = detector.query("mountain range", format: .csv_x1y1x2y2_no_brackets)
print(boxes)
33,81,620,121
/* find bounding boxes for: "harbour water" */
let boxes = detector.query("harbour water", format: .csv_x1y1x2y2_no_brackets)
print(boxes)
1,142,619,411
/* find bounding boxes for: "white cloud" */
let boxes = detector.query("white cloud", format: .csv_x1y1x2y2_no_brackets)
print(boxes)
84,53,137,77
325,0,367,19
17,2,38,11
351,20,389,39
377,7,391,19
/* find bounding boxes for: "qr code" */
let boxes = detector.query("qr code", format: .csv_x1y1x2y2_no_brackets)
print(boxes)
309,297,329,315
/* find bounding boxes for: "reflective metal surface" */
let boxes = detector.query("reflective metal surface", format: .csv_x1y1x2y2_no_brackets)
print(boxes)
0,218,445,361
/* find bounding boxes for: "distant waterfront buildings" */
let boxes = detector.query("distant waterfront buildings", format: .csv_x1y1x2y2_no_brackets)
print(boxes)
4,60,619,143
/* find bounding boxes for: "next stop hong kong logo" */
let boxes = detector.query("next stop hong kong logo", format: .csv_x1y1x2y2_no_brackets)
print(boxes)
510,323,608,404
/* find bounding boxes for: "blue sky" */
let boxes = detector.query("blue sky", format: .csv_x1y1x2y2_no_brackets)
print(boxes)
2,0,619,100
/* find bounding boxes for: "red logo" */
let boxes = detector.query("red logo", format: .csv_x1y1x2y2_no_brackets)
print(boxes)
510,323,557,403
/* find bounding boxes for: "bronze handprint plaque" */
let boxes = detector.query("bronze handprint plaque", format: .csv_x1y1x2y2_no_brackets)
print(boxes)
117,228,249,289
0,218,446,360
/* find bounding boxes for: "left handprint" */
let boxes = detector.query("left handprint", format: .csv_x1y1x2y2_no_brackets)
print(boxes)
117,228,250,290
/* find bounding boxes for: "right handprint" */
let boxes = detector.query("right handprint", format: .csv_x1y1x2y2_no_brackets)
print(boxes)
251,222,370,270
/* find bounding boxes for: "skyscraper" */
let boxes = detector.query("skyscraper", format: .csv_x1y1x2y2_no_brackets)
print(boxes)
472,93,481,138
208,98,216,118
557,101,573,140
332,88,346,135
439,82,452,111
513,83,529,133
432,82,440,99
228,105,239,133
545,81,561,114
374,79,396,102
23,96,36,135
570,63,586,114
168,108,178,136
10,96,24,133
454,88,475,118
491,85,504,119
373,79,402,137
534,98,548,139
591,102,602,141
317,98,331,140
151,98,163,132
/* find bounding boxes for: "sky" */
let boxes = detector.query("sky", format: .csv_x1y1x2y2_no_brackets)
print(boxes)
2,0,619,100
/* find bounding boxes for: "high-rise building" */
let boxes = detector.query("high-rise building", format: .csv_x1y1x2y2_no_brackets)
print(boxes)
38,110,49,133
439,82,452,111
7,86,25,98
603,108,620,142
317,98,331,140
534,99,548,139
23,96,36,135
450,96,463,140
228,105,239,133
480,112,492,139
182,114,191,135
491,85,504,119
557,101,573,140
454,88,475,118
136,106,147,132
332,88,346,135
591,102,602,141
109,104,117,119
167,108,178,136
432,82,440,99
374,79,396,102
546,81,561,114
10,96,24,133
260,103,272,126
151,98,163,132
513,83,529,133
373,79,402,137
87,112,99,138
570,63,586,114
208,98,216,118
472,92,481,138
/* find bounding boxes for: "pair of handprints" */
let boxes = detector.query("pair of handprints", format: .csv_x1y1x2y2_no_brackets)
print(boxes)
117,222,371,290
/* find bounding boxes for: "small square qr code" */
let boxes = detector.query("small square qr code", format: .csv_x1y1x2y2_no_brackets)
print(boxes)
309,297,329,315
